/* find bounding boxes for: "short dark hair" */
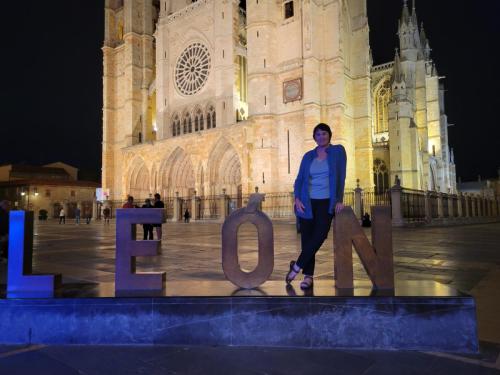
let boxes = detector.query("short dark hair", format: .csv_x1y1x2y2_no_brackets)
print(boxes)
154,193,161,200
127,196,134,202
313,123,332,141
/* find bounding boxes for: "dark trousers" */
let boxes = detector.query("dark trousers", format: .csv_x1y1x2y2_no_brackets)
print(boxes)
143,224,153,240
59,216,65,224
296,199,333,276
0,236,8,259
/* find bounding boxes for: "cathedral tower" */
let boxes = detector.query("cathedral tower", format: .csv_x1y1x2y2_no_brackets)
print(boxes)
102,0,159,198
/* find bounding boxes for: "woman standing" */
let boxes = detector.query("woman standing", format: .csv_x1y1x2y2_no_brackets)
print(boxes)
286,123,347,289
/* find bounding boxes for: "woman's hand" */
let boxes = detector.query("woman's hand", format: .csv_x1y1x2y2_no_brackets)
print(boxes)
335,202,345,215
295,198,305,214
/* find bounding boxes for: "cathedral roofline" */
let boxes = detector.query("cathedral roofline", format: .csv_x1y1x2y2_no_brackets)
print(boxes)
371,61,395,73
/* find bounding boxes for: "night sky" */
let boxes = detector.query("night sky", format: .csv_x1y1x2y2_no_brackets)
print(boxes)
0,1,498,182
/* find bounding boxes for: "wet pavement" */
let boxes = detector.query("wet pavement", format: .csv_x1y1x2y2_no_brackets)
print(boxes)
1,219,500,373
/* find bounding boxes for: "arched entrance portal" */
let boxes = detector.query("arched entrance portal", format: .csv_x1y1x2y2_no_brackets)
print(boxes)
159,147,195,198
207,138,242,197
127,157,151,199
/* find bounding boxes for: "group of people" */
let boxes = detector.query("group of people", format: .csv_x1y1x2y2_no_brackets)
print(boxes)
58,207,91,225
123,193,165,240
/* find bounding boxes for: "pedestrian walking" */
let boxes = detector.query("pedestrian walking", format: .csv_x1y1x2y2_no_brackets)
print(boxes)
184,208,190,223
75,207,81,224
286,123,347,290
153,193,164,240
103,207,111,224
59,207,66,224
141,199,154,240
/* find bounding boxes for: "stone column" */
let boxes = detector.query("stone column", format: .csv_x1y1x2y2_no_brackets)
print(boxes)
191,191,197,221
437,193,444,218
424,191,431,222
354,185,362,219
173,192,180,222
92,199,98,219
464,194,470,217
448,195,454,218
219,189,228,221
457,193,463,217
390,184,404,227
471,196,477,217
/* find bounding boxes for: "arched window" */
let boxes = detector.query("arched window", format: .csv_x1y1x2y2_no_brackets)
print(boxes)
374,77,391,134
373,159,389,194
171,113,180,137
182,112,190,134
194,107,203,131
206,105,216,129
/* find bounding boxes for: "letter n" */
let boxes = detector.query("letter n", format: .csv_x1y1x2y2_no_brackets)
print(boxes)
333,206,394,290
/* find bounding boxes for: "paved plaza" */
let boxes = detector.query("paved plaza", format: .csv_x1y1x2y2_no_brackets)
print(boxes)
1,219,500,373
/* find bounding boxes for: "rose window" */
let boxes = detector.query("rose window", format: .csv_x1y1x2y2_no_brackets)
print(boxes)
175,43,211,96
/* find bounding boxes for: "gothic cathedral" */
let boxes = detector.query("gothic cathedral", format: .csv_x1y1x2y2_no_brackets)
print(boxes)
102,0,457,201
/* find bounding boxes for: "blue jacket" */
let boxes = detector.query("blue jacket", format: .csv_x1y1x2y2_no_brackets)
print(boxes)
293,144,347,219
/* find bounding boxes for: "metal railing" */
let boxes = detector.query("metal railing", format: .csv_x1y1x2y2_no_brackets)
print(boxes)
97,189,499,224
401,188,426,221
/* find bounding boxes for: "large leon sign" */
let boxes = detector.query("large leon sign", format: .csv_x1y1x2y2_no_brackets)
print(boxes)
6,194,394,297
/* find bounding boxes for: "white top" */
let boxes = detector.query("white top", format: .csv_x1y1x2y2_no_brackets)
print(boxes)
59,209,65,216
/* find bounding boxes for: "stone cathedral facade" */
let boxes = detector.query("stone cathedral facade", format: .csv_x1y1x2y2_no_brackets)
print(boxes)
102,0,457,201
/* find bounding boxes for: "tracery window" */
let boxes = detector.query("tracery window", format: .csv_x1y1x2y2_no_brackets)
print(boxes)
194,107,204,131
373,159,389,194
374,77,391,134
206,105,216,129
182,112,192,134
175,43,211,96
171,113,180,137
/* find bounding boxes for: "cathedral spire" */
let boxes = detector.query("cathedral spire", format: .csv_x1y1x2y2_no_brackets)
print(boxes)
391,49,405,84
400,0,411,26
411,0,418,26
420,22,431,59
420,22,427,44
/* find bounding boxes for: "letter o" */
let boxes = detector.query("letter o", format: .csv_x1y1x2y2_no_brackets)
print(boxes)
221,208,274,289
